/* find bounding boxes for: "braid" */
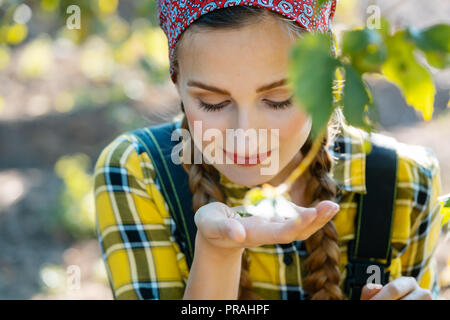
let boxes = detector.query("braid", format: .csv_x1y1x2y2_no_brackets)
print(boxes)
179,108,343,300
186,157,225,212
300,131,343,300
180,115,260,299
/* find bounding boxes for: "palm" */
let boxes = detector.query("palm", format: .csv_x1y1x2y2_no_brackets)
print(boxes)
195,200,339,249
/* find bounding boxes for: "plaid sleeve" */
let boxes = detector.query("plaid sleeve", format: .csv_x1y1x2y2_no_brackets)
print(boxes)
94,134,188,300
396,146,443,298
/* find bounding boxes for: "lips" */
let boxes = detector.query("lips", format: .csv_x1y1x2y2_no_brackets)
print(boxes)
224,149,271,166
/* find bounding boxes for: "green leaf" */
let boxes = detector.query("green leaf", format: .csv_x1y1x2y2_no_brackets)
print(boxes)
342,28,387,73
406,24,450,52
288,33,340,138
424,50,450,69
378,18,391,38
381,31,436,121
236,210,253,217
406,24,450,69
342,64,373,131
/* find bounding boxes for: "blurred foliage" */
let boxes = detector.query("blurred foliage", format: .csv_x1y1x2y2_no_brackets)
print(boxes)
406,24,450,69
0,0,167,84
54,154,95,238
288,19,450,137
0,1,167,239
17,35,52,78
39,264,69,294
38,259,108,295
289,33,340,138
288,19,450,227
382,30,436,122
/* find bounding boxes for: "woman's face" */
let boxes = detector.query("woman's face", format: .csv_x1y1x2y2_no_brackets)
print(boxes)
175,17,312,187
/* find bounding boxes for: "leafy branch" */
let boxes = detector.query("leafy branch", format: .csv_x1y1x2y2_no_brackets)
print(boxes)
242,21,450,217
289,20,450,136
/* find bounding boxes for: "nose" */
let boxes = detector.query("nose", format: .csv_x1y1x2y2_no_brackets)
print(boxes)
235,104,257,131
232,105,260,155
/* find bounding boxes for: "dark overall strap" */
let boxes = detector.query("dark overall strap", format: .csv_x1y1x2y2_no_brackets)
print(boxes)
128,122,197,268
345,133,398,300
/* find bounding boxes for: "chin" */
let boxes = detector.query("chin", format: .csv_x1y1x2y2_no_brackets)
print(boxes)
214,164,277,187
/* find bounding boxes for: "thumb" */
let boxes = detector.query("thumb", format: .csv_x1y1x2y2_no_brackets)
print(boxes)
360,283,383,300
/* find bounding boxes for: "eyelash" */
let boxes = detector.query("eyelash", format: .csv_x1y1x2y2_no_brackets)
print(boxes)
199,98,293,112
199,101,228,112
266,98,293,110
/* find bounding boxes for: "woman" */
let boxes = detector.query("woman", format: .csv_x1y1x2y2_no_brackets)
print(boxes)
94,1,443,300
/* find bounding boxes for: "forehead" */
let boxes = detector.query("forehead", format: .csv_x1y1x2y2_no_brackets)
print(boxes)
178,18,296,88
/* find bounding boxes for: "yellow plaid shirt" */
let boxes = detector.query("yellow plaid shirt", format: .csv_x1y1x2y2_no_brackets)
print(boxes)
94,121,444,300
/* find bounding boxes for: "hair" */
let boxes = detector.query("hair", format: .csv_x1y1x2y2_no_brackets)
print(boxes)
171,5,344,300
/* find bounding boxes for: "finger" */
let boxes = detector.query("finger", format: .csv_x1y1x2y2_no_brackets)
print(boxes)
235,215,289,246
269,215,286,223
360,283,383,300
313,200,340,223
198,215,228,239
270,207,318,243
231,204,316,245
401,288,432,300
280,200,338,241
371,277,418,300
225,218,246,243
293,200,339,239
196,203,242,240
210,217,246,242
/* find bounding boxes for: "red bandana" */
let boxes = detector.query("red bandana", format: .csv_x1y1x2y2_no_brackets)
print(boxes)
157,0,337,83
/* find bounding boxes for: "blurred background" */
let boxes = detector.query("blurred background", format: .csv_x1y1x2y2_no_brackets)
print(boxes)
0,0,448,299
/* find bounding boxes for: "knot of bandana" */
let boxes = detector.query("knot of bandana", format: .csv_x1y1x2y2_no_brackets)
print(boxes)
157,0,337,83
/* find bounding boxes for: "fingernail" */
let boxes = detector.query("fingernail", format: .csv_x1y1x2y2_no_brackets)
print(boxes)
327,203,339,217
227,230,233,239
331,203,340,213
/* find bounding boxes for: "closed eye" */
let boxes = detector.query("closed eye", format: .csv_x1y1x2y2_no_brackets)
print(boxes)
265,97,293,110
198,97,293,112
198,100,229,112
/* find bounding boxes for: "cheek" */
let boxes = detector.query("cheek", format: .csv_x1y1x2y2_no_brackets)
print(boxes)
185,105,229,150
278,111,310,143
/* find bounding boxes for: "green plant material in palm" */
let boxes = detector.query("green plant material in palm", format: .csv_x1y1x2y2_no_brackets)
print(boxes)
382,31,436,121
288,33,340,138
236,210,253,217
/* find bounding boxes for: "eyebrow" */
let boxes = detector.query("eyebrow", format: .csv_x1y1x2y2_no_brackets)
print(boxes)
187,78,287,95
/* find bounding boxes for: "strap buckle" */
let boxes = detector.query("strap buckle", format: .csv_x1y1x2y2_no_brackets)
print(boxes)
344,241,392,297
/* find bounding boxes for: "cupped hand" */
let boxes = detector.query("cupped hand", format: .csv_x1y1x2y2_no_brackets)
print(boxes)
194,200,340,250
